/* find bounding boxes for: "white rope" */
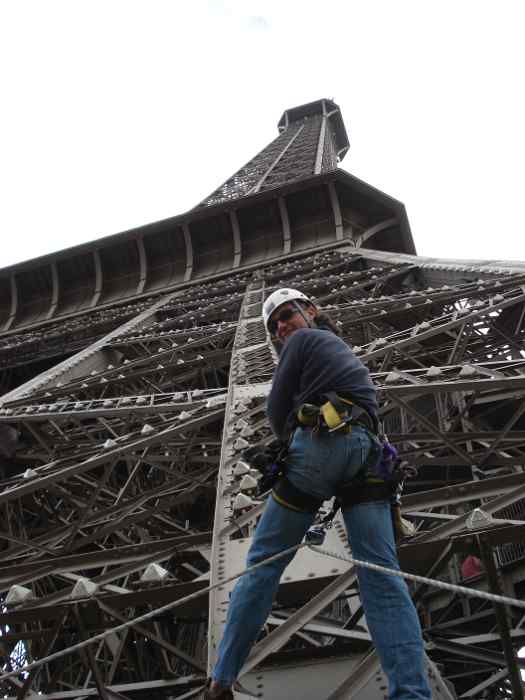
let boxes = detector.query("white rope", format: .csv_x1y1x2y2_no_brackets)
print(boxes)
0,543,307,685
310,545,525,609
3,537,523,689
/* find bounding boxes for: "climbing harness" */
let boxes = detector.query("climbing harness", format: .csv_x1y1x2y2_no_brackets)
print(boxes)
296,392,377,434
243,393,415,539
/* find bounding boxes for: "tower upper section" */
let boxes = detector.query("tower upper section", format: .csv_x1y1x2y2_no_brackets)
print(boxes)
197,99,349,209
0,98,414,336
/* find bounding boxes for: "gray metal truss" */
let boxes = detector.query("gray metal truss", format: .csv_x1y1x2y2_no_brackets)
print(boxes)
1,99,525,699
2,248,524,698
197,99,346,209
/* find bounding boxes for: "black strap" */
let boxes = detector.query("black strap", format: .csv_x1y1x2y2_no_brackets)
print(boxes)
323,392,378,433
362,433,383,472
338,481,392,509
323,391,349,416
273,409,385,517
272,472,391,516
272,476,323,513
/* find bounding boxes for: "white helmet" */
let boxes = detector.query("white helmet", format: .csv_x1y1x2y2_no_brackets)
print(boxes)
262,288,313,331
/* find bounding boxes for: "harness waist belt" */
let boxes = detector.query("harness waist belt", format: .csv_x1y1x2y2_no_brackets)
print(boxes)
338,481,391,508
297,392,377,434
336,394,377,433
272,475,391,514
272,476,323,513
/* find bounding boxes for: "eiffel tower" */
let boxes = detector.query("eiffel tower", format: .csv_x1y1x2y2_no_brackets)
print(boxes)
1,98,525,699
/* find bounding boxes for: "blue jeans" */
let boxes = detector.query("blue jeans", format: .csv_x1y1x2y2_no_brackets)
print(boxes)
212,427,431,699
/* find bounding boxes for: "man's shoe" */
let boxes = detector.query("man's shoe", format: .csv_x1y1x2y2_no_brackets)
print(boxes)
203,678,233,699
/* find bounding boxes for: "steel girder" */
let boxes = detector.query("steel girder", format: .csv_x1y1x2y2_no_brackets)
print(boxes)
4,97,525,699
2,246,525,698
197,99,344,209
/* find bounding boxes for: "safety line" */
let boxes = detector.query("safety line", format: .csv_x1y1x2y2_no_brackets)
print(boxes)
3,539,525,689
0,543,307,685
310,545,525,609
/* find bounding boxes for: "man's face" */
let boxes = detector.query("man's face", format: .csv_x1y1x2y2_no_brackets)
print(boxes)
268,302,315,342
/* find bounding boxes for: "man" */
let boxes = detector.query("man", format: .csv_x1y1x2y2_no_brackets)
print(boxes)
205,289,431,699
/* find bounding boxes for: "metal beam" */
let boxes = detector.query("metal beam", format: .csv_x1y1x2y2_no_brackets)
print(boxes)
4,273,18,330
314,101,327,174
248,123,305,195
356,217,398,248
91,249,103,307
278,196,292,255
230,211,242,269
328,181,343,241
242,567,360,675
46,261,60,320
183,224,193,281
3,191,525,697
98,601,206,672
479,536,524,699
0,676,204,700
136,236,147,294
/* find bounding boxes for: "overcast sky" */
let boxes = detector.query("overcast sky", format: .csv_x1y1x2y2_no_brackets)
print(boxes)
1,0,524,270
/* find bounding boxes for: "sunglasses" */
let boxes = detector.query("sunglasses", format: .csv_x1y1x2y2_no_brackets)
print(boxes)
268,307,300,335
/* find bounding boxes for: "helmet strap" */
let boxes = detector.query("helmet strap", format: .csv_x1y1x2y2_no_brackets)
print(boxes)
292,300,317,329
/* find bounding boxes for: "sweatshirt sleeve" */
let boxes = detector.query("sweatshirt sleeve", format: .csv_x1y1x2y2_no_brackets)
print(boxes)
267,331,305,439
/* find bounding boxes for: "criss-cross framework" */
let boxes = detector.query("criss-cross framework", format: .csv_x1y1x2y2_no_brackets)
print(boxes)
1,100,525,700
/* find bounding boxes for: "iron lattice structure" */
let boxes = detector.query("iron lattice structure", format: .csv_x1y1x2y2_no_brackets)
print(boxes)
1,98,525,699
